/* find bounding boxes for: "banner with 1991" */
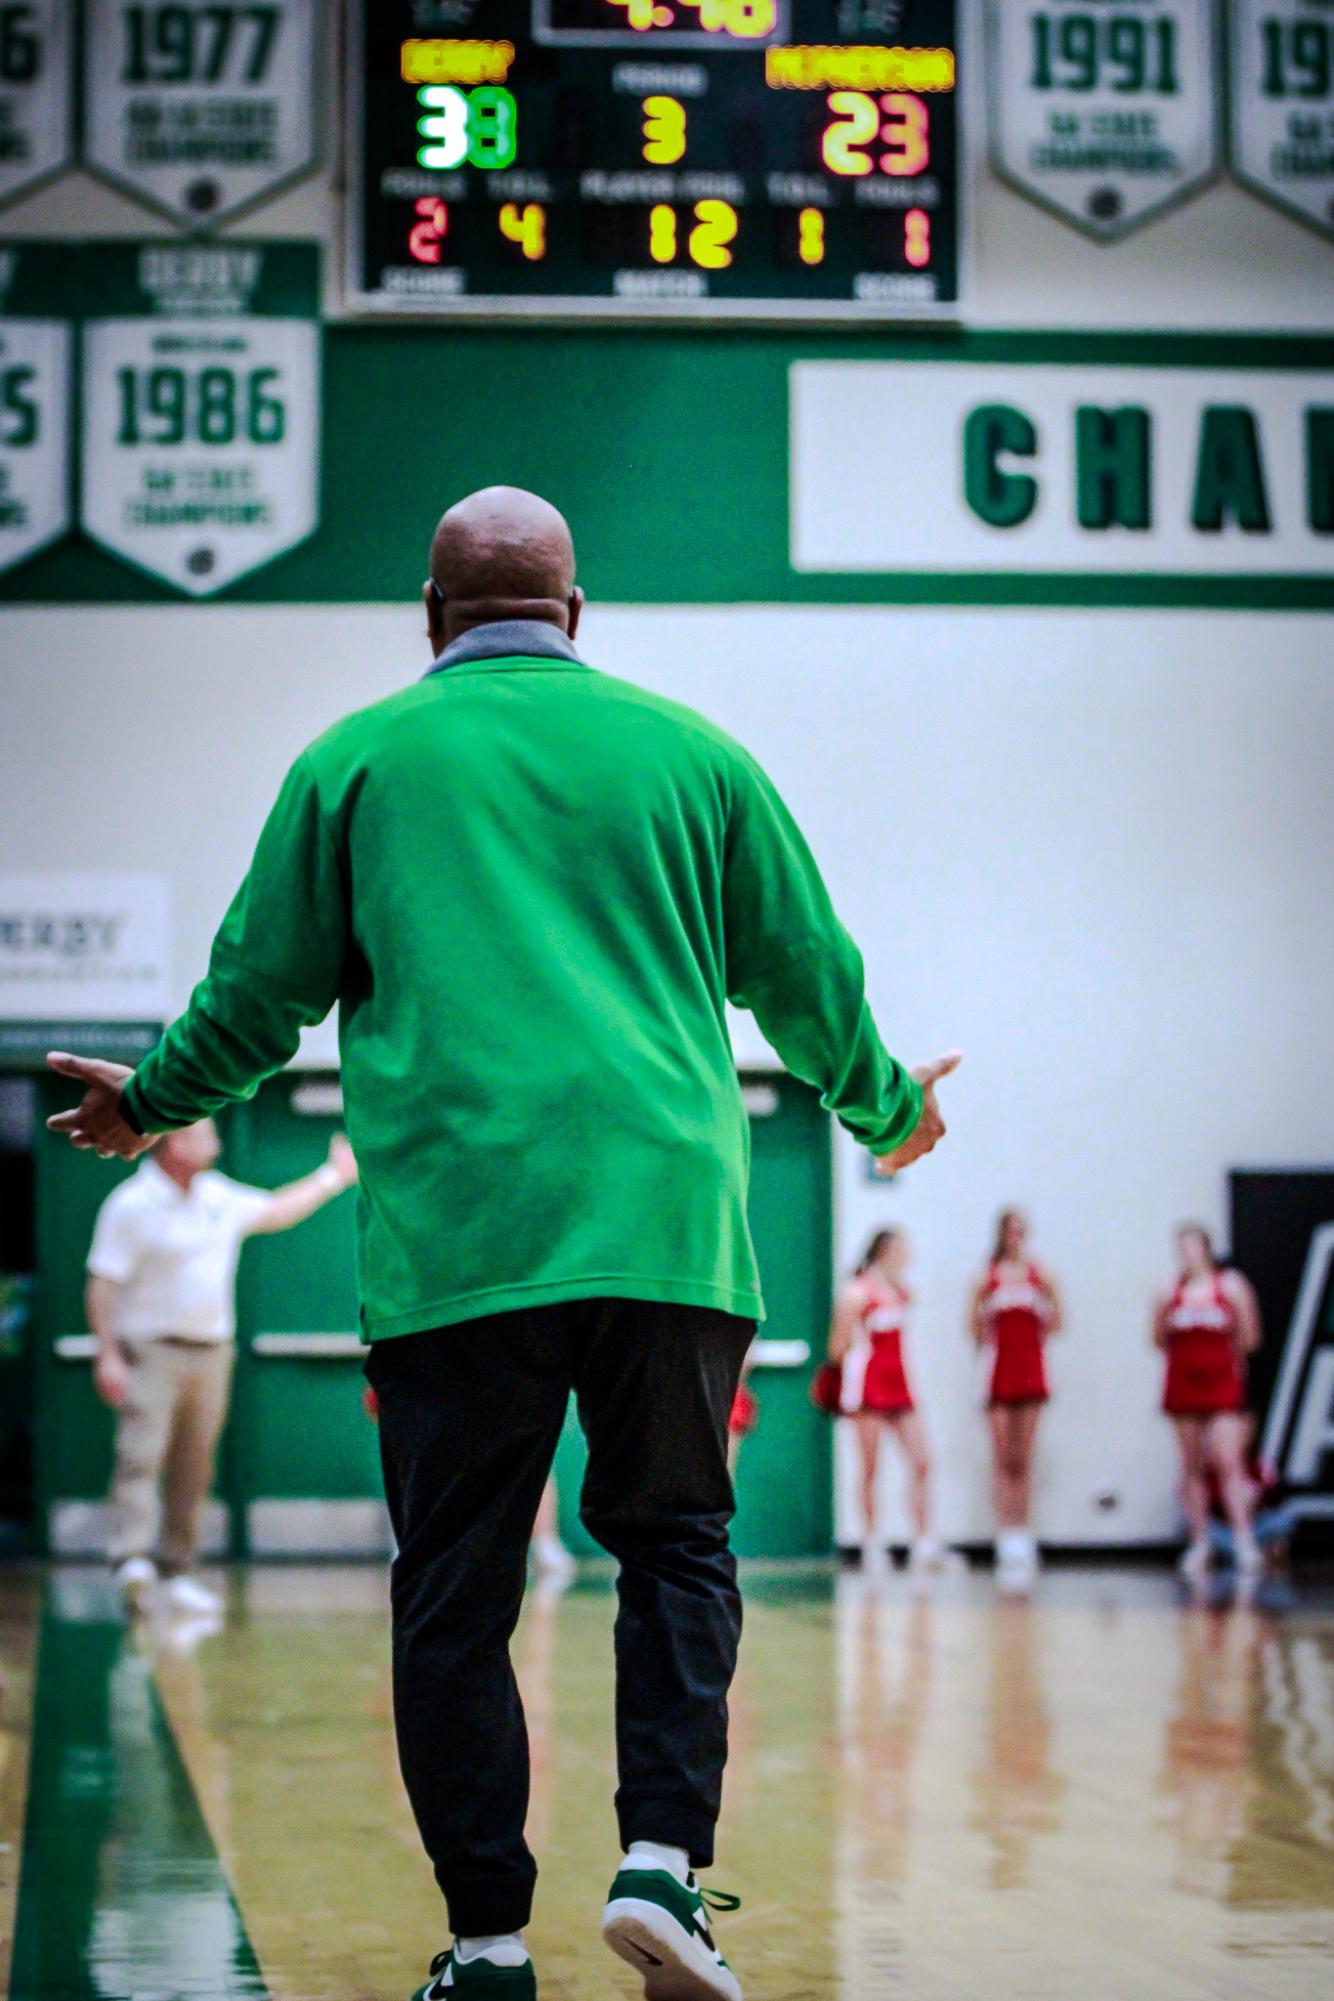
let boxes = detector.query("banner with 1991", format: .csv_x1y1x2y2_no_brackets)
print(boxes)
1229,0,1334,239
989,0,1221,238
79,242,319,596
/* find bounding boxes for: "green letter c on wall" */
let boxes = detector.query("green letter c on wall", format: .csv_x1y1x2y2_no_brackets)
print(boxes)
963,404,1039,529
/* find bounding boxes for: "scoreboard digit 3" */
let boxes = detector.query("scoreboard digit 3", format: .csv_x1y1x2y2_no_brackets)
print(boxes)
346,0,965,318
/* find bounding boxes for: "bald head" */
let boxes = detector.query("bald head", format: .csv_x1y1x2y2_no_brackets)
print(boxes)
425,486,582,650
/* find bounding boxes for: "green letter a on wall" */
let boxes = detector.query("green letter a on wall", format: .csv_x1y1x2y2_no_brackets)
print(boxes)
1191,407,1271,534
963,404,1039,528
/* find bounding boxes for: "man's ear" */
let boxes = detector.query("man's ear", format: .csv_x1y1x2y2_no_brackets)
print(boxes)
567,586,585,641
424,580,447,656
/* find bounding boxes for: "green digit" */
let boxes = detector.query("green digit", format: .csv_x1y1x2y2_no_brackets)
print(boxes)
116,367,139,446
466,86,518,170
198,368,237,445
247,367,285,445
147,367,187,446
1030,12,1054,89
1153,17,1178,94
1293,22,1331,98
1107,17,1145,93
0,4,40,85
1059,13,1098,90
2,365,38,447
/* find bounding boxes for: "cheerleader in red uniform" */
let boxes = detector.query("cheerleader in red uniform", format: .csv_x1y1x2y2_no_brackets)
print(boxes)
728,1359,759,1475
1153,1224,1262,1580
827,1229,948,1572
969,1210,1062,1582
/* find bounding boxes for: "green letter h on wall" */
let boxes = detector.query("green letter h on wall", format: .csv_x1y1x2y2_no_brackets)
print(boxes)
1076,407,1152,530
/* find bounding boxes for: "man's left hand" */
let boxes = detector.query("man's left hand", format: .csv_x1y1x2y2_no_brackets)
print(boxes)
45,1053,156,1160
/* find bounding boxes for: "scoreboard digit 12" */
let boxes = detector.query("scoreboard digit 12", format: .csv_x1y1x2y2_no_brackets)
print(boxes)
347,0,964,318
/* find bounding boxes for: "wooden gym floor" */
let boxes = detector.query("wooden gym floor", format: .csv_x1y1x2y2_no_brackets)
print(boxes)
2,1562,1332,2000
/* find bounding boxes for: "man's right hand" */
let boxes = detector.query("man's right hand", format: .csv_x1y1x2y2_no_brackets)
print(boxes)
874,1052,962,1176
94,1346,131,1411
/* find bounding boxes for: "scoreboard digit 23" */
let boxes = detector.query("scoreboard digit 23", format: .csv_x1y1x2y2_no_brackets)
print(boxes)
347,0,964,317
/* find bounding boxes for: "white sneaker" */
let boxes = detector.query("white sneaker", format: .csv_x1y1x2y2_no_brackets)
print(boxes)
531,1534,576,1582
1178,1537,1211,1580
1235,1535,1263,1577
909,1539,965,1574
162,1574,223,1616
115,1557,158,1615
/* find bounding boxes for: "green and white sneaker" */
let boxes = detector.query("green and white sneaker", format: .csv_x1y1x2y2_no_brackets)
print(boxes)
602,1867,742,2001
411,1948,536,1999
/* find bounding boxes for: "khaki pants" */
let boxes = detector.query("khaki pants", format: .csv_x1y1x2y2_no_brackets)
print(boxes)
108,1339,234,1574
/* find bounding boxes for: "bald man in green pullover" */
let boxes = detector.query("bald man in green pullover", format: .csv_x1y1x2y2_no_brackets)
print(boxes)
50,486,957,2001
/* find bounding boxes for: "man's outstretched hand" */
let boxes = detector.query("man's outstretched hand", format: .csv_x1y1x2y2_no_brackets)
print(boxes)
45,1053,156,1160
874,1051,962,1177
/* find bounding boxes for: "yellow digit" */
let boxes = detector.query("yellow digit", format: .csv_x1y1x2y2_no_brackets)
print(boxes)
689,198,737,270
798,207,824,265
499,202,546,260
879,92,930,176
606,0,659,27
649,204,677,263
821,91,877,177
642,96,686,165
721,0,776,36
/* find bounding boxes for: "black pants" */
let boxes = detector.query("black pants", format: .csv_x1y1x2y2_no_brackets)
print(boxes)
365,1297,754,1938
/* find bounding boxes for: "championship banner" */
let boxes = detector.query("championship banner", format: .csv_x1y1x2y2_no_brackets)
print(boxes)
989,0,1220,238
83,0,320,228
1228,0,1334,239
0,0,75,209
79,242,320,596
790,359,1334,576
0,244,72,578
1233,1173,1334,1536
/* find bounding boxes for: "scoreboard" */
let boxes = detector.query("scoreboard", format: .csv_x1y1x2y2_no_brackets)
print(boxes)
347,0,964,318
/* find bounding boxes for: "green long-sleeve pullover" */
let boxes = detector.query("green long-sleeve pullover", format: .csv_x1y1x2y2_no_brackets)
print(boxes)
123,626,921,1338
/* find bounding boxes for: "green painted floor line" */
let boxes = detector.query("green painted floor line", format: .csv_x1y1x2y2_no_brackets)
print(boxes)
9,1584,269,2001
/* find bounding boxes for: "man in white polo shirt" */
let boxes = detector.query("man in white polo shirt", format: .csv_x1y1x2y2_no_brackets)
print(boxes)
86,1115,357,1614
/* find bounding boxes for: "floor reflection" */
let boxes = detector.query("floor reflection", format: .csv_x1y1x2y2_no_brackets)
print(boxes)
4,1563,1334,2001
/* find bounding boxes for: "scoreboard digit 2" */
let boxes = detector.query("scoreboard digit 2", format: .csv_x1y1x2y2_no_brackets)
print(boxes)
347,0,964,318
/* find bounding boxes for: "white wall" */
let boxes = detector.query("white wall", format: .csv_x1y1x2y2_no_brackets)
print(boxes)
3,603,1331,1543
1,32,1330,1545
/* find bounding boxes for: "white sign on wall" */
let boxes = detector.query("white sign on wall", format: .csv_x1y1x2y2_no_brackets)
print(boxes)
989,0,1220,237
0,0,75,208
79,243,321,596
0,874,170,1021
0,314,71,575
1229,0,1334,238
83,0,320,228
790,361,1334,574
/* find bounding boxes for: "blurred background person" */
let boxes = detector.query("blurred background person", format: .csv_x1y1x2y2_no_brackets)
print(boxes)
826,1228,951,1574
1153,1224,1263,1581
85,1117,357,1616
970,1210,1063,1585
530,1478,576,1584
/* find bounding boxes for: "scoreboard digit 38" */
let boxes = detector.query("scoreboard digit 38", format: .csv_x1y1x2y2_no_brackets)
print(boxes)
347,0,964,318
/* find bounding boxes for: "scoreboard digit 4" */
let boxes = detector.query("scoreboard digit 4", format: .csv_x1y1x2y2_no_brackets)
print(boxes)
347,0,964,317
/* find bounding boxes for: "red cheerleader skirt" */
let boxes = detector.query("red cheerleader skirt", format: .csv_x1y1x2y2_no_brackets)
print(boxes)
861,1332,914,1415
989,1320,1049,1405
1163,1329,1245,1417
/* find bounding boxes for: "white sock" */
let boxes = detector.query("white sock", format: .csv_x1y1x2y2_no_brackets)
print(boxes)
454,1933,528,1968
623,1839,690,1885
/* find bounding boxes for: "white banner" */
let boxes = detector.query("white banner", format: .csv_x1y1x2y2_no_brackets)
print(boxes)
790,361,1334,574
989,0,1219,237
1229,0,1334,238
81,312,319,595
83,0,319,227
0,874,170,1021
0,0,74,207
0,315,70,574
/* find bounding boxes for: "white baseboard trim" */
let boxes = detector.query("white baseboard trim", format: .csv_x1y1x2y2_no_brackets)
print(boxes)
49,1499,229,1558
247,1499,394,1556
